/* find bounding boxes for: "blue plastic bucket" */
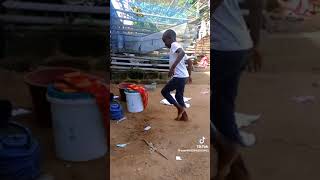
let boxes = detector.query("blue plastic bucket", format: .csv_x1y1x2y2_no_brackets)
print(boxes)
0,122,41,180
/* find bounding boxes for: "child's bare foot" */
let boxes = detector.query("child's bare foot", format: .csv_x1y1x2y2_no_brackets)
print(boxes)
176,111,188,121
215,141,240,179
225,155,250,180
175,106,185,120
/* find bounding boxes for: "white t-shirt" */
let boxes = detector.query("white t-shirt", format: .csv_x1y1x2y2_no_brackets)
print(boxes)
212,0,253,51
169,42,189,78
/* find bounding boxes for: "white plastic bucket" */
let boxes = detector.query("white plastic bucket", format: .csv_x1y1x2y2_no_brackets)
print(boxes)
125,91,144,113
47,95,107,162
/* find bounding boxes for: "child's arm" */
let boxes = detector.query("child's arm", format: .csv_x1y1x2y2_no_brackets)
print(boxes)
187,59,193,83
247,0,263,48
246,0,263,72
169,48,185,77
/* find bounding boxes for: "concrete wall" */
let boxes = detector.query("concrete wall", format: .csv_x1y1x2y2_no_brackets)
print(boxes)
111,70,169,84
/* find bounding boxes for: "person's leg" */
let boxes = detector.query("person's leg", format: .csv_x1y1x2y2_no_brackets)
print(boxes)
211,50,238,179
180,110,189,121
212,50,246,144
211,123,218,179
161,78,178,105
175,78,187,107
211,123,241,179
211,50,250,179
175,78,188,120
161,78,185,119
226,155,251,180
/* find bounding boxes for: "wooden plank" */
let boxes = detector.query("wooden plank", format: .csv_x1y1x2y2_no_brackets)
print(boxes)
112,55,169,61
2,1,108,14
111,62,191,68
111,62,170,67
111,66,169,72
110,24,160,32
110,27,155,34
188,56,197,60
3,25,107,33
185,51,195,54
111,30,149,35
111,60,190,66
112,58,158,63
112,57,169,62
73,18,106,26
112,54,195,61
0,14,65,24
195,51,210,53
110,32,146,37
0,14,107,26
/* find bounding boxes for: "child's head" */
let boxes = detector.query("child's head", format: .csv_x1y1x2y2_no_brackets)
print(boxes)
162,29,176,48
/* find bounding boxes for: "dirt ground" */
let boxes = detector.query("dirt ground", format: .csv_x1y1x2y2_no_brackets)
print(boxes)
0,67,210,180
0,69,107,180
236,17,320,179
110,72,210,180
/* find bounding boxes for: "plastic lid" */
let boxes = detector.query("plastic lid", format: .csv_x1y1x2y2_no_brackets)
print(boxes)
47,85,92,100
124,89,138,93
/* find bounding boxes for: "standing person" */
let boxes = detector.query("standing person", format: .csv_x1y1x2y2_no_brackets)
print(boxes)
211,0,263,179
161,29,193,121
278,0,315,17
0,1,5,59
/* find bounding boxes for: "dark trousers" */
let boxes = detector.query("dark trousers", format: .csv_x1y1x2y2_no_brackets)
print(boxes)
161,77,188,108
210,50,250,144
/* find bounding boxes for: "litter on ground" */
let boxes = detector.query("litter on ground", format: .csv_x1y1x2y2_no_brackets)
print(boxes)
234,113,260,147
160,94,192,108
11,108,31,117
235,112,261,128
239,131,256,147
144,125,151,131
116,117,127,123
292,96,316,103
116,143,129,148
36,174,55,180
175,156,182,161
200,89,209,95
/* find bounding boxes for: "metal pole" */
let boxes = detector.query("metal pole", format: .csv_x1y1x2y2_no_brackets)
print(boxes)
165,0,175,13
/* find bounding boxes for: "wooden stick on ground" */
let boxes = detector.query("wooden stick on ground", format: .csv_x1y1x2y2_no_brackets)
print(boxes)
143,139,168,160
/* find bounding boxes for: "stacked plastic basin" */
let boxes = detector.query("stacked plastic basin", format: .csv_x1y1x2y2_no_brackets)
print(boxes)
46,85,107,162
24,67,78,128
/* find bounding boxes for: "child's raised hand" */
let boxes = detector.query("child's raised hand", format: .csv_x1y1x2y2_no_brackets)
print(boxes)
247,48,262,72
